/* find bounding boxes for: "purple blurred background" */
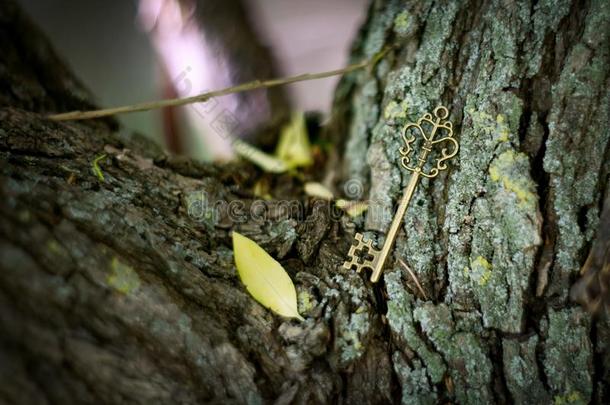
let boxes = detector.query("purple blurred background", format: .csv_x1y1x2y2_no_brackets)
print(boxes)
19,0,367,158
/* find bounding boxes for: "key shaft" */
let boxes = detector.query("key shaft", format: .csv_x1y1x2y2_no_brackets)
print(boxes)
370,171,420,282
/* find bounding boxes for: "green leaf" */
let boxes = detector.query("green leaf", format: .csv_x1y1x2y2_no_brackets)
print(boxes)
232,232,304,321
91,154,107,182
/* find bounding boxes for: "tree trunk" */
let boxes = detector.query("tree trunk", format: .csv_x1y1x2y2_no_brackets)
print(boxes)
0,1,608,405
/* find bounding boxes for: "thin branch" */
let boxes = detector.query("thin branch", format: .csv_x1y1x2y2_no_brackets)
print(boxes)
48,59,371,122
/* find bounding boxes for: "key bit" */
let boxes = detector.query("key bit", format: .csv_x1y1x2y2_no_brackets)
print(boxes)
343,232,380,272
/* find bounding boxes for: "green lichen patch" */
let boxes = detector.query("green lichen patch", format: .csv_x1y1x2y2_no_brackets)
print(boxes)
393,10,411,37
553,391,586,405
467,108,516,146
469,256,492,286
464,183,540,333
334,311,368,364
392,353,438,405
46,239,69,259
297,290,315,314
524,0,571,76
383,99,409,121
540,0,610,299
451,194,535,335
489,150,537,209
502,335,550,403
107,257,141,294
444,93,527,309
385,271,446,385
365,141,402,232
361,0,405,58
543,308,592,403
343,79,379,196
413,303,493,404
327,272,372,368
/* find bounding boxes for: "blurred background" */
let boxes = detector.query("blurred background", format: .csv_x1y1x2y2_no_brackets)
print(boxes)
19,0,367,160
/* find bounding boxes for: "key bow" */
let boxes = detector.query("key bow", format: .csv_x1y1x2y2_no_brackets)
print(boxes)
400,106,459,178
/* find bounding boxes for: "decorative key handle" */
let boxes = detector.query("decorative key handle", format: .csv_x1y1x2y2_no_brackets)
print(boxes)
343,106,459,282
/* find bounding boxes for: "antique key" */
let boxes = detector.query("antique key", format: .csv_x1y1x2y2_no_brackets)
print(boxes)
343,106,459,282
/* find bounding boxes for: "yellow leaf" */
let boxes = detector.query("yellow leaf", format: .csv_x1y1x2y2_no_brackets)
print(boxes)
232,232,304,321
304,182,334,200
275,113,313,168
336,199,369,217
233,139,288,173
252,178,272,200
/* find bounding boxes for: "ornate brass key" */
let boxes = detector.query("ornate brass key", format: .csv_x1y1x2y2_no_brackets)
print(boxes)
343,106,459,282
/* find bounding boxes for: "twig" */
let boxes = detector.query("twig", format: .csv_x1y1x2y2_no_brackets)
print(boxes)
398,258,428,300
48,59,371,122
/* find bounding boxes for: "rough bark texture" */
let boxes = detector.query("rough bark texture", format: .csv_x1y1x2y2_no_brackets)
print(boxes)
0,1,608,405
328,0,610,403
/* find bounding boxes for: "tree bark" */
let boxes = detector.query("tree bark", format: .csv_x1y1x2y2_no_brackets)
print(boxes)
327,0,610,403
0,1,608,405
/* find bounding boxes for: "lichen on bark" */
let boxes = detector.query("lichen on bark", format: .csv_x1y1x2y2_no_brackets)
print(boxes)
331,0,609,403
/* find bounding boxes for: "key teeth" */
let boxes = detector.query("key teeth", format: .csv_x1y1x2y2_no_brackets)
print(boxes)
343,261,361,272
354,232,371,245
344,232,377,274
